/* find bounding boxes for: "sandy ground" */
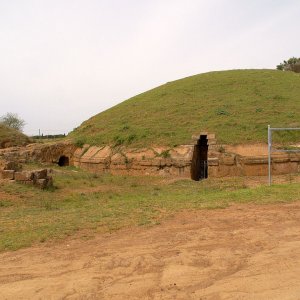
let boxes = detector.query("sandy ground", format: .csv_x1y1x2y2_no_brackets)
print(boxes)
1,202,300,300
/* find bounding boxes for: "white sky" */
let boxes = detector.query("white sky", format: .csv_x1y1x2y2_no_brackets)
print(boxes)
1,0,300,135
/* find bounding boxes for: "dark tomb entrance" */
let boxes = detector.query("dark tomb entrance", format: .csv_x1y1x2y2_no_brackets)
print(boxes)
58,155,69,167
191,135,208,181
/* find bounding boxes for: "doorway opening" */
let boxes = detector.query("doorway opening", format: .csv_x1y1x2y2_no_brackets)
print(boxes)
191,135,208,181
58,155,69,167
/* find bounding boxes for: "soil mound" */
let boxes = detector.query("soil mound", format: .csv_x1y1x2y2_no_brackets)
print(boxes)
70,69,300,147
0,124,31,148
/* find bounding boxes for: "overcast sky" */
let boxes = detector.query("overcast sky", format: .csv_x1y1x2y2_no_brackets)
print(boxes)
1,0,300,135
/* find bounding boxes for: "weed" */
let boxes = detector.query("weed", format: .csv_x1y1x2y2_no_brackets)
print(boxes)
121,125,129,131
218,145,225,153
113,135,125,146
75,138,86,148
273,95,285,101
127,134,137,144
216,108,230,116
41,198,58,211
160,150,170,158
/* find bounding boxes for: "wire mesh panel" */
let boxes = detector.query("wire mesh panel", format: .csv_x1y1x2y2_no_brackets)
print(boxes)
199,160,208,179
268,125,300,186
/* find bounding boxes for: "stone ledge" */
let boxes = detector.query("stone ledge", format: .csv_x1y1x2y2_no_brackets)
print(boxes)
208,158,219,166
241,157,268,165
1,170,15,180
220,156,235,166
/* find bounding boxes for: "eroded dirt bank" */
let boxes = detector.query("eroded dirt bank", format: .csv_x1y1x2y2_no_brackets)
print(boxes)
1,202,300,299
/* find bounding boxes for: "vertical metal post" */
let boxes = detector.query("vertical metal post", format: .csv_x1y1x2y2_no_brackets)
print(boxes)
268,125,271,186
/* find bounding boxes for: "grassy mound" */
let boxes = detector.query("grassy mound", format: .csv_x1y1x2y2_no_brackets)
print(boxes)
70,70,300,147
0,124,31,148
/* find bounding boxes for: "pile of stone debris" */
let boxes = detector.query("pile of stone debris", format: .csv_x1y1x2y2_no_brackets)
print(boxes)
0,160,53,189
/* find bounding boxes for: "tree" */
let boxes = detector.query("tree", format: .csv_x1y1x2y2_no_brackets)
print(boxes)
0,112,26,132
277,57,300,73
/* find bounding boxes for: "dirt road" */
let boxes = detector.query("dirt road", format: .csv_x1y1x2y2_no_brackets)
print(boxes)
1,202,300,299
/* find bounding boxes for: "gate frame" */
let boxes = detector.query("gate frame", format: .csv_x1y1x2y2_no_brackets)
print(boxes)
268,125,300,186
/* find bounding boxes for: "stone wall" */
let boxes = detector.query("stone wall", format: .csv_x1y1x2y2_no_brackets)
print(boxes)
0,139,299,179
73,143,300,178
208,152,300,177
73,144,193,177
0,141,77,165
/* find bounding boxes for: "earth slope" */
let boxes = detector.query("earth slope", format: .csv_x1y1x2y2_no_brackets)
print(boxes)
70,70,300,147
0,124,31,148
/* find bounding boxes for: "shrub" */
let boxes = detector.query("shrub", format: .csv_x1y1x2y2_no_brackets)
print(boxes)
75,138,86,148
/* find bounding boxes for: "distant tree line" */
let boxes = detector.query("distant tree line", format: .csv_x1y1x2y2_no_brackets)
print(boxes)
32,134,66,139
277,57,300,73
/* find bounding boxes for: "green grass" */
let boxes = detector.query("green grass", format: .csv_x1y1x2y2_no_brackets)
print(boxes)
0,124,31,148
69,69,300,147
0,166,299,252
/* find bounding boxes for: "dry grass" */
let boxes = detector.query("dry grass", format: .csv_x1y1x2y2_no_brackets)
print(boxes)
0,164,299,252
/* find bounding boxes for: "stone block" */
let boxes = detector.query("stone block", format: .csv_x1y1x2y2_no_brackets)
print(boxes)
139,160,153,166
290,154,300,162
151,158,162,166
3,161,22,171
47,168,54,175
172,159,190,168
33,169,48,179
29,175,53,189
220,156,235,166
242,157,268,165
22,180,34,186
47,176,53,188
161,158,172,167
130,163,143,170
1,170,15,180
208,139,217,145
272,161,298,175
272,157,290,163
35,179,48,189
208,158,219,166
15,171,34,181
110,164,127,170
80,146,101,160
169,145,192,159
